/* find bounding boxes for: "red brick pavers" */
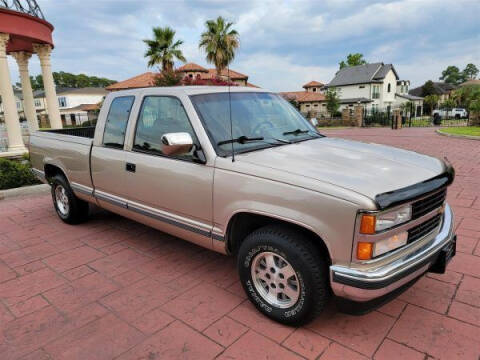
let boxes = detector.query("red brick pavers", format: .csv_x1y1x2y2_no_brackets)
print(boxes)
0,127,479,359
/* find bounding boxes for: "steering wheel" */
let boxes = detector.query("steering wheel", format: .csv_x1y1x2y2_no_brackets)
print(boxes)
252,120,275,136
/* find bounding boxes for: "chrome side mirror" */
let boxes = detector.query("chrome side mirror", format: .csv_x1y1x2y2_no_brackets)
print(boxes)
161,132,193,156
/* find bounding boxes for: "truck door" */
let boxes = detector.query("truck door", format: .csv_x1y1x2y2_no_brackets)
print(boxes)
91,95,135,210
124,95,214,249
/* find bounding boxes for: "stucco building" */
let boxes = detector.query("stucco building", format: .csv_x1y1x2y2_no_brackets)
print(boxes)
106,63,258,91
33,87,106,125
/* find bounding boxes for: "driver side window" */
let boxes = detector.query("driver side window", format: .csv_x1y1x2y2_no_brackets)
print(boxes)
133,96,198,160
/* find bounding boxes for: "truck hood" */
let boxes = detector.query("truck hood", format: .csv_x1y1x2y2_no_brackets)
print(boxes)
236,137,446,201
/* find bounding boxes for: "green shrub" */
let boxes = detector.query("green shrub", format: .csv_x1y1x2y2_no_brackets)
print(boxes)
0,158,40,190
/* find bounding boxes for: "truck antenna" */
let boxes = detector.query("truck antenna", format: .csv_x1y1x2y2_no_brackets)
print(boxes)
228,65,235,162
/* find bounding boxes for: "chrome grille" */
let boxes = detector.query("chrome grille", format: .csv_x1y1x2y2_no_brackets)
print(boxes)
411,189,447,219
408,214,442,243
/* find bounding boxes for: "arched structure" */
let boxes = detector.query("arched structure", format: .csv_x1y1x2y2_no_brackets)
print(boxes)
0,0,62,156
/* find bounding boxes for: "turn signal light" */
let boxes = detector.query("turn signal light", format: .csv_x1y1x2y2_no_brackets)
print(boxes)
357,242,373,260
360,215,376,234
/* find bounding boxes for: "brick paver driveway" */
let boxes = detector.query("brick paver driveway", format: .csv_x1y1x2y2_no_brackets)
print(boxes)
1,128,479,359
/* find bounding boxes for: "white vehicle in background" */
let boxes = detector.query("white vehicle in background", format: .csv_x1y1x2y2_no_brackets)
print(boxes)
433,108,468,120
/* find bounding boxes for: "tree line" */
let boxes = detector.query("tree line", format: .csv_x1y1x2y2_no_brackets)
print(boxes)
440,64,478,85
29,72,117,91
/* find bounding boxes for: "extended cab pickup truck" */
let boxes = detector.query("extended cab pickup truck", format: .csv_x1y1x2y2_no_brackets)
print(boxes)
30,87,456,325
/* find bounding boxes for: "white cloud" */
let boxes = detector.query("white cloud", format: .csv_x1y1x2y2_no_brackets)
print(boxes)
237,53,337,91
5,0,480,92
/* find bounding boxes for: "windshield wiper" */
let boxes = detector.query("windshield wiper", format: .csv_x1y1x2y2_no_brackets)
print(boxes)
217,136,265,146
283,128,323,139
283,128,309,136
218,136,290,150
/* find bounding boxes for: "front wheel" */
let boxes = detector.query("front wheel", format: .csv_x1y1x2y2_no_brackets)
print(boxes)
51,174,89,224
237,225,329,326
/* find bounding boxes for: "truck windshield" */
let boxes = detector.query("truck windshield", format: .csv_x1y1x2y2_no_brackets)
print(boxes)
190,92,322,156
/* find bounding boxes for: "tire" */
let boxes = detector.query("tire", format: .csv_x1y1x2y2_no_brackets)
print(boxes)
50,174,89,224
237,224,329,326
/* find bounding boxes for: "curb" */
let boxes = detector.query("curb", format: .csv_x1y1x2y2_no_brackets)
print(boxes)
436,129,480,141
0,184,50,200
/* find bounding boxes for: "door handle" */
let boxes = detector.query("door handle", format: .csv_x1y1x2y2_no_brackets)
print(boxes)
126,163,136,173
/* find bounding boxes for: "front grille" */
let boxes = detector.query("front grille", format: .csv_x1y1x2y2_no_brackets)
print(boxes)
408,214,442,243
411,189,447,219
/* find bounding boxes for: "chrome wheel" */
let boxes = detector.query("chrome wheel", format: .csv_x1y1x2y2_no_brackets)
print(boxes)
55,185,69,216
251,251,300,308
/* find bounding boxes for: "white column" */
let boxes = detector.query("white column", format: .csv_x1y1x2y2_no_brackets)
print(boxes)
33,43,62,129
11,51,39,132
0,33,27,153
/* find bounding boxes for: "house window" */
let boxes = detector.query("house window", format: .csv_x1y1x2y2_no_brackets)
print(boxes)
58,96,67,108
306,104,310,107
312,88,317,92
34,99,41,107
387,83,391,93
372,85,380,99
359,85,365,89
405,85,408,93
16,101,21,109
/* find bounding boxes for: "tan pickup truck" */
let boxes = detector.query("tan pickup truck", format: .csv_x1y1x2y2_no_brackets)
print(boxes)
30,86,456,325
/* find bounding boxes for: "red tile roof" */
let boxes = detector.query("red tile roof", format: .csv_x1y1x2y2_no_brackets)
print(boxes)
279,91,306,100
303,81,324,88
208,68,248,80
297,92,326,102
106,72,157,91
279,91,325,102
177,63,248,80
62,103,100,112
177,63,209,72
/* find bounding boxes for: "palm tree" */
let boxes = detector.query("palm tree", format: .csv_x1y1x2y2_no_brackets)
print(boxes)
143,27,186,71
199,16,239,78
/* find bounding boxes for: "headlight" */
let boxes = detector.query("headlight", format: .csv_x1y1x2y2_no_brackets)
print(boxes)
357,231,409,260
373,231,408,257
360,205,412,234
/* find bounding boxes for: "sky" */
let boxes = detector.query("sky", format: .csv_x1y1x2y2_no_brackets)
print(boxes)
7,0,480,92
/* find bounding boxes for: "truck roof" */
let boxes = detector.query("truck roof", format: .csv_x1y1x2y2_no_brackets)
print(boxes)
108,86,271,97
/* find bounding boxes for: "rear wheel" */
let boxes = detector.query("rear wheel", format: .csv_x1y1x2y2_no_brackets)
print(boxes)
51,174,89,224
237,224,329,326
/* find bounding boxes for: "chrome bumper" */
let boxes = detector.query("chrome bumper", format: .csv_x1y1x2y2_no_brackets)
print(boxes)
330,204,455,302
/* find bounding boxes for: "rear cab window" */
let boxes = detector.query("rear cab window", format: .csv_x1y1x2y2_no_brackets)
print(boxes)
103,96,135,148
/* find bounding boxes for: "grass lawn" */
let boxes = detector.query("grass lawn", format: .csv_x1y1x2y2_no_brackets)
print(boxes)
438,127,480,137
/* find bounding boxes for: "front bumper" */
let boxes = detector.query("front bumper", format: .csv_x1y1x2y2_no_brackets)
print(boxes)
330,204,455,302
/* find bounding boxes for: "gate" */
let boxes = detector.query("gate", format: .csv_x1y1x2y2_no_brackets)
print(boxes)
363,109,392,127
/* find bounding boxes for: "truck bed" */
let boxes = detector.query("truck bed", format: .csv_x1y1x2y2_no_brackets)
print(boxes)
41,126,96,138
30,127,95,190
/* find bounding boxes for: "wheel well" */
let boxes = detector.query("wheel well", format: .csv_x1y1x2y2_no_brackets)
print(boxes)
44,164,66,182
226,212,331,265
